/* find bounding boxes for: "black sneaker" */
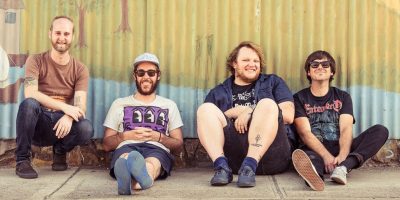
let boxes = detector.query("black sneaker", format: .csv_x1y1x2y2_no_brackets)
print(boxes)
237,165,256,187
52,153,67,171
16,160,38,179
210,165,233,186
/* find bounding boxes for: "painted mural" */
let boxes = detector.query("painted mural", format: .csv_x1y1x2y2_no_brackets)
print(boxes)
0,0,399,139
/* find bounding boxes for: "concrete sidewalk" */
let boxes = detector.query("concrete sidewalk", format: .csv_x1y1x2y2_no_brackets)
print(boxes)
0,166,399,200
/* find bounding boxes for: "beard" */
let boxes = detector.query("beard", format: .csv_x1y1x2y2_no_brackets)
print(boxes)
135,78,159,95
51,39,71,54
235,72,259,84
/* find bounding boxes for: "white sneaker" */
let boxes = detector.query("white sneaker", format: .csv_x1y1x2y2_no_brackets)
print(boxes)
331,166,348,185
292,149,324,191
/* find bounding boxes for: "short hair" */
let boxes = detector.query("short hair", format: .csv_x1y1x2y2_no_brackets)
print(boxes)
304,50,336,84
50,16,74,33
226,41,266,75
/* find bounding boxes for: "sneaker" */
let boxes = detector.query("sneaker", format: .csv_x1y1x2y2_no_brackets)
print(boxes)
210,165,233,186
16,160,38,179
331,166,347,185
237,165,256,187
292,149,324,191
52,152,67,171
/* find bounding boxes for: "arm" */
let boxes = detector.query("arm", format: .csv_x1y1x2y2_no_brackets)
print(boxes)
102,126,184,154
294,117,336,172
278,101,294,124
24,77,84,121
102,127,123,152
73,91,87,114
159,127,184,155
335,114,353,164
225,106,253,134
224,106,253,119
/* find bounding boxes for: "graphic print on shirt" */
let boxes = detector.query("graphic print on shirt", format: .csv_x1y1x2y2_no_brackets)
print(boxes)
232,88,256,108
123,106,169,134
304,99,343,141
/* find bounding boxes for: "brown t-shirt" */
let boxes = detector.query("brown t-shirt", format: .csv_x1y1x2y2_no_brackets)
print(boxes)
25,51,89,104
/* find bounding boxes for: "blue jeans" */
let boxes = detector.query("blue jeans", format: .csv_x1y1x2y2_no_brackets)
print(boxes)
15,98,94,162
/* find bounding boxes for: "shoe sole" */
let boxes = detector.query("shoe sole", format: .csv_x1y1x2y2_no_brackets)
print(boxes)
292,149,324,191
331,176,347,185
210,176,232,186
16,171,38,179
237,181,256,188
52,164,68,171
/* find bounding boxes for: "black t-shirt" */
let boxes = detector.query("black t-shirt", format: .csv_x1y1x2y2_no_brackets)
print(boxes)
294,87,354,142
232,81,256,108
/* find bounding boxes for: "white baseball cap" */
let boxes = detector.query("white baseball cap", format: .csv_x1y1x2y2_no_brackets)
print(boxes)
133,53,160,69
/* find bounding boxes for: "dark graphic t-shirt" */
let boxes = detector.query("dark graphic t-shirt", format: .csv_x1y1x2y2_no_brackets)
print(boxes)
232,82,256,108
294,87,354,142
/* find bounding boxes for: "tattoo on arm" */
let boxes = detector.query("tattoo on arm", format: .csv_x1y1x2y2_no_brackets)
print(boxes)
74,95,82,109
24,77,38,87
251,134,262,147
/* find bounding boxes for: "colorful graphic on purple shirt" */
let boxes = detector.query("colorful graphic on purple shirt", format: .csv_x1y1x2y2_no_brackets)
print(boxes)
123,106,169,134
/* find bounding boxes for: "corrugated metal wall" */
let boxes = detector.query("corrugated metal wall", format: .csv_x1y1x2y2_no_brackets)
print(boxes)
0,0,399,139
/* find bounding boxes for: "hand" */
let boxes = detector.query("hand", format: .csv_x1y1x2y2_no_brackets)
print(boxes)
234,110,252,134
53,115,73,139
333,154,347,166
322,153,336,173
124,127,160,142
62,105,85,122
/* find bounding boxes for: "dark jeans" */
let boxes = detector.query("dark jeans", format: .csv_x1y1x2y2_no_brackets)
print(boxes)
301,124,389,177
15,98,94,163
223,112,291,175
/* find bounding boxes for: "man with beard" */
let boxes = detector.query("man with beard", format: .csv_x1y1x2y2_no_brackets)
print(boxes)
291,50,388,191
102,53,184,195
197,41,294,188
15,16,93,179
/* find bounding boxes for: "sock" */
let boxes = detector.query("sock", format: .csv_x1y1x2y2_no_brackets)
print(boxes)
126,151,153,189
340,156,359,171
241,157,258,172
114,157,132,195
213,156,229,169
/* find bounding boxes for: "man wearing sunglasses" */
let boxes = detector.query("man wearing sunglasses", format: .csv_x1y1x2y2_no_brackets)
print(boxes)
197,41,294,188
102,53,183,195
291,50,388,191
15,16,93,179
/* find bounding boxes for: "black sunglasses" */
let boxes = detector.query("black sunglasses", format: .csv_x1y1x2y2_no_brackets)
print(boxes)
310,61,330,69
135,69,159,77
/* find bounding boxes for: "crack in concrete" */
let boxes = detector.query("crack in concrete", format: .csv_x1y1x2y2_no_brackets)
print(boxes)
43,167,81,200
272,175,284,199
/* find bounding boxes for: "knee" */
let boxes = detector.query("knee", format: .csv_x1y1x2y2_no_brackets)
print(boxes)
371,124,389,141
19,98,41,111
197,103,220,118
254,98,278,114
76,119,94,141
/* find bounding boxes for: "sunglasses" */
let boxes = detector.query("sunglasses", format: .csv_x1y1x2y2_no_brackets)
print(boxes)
310,61,330,68
135,69,159,77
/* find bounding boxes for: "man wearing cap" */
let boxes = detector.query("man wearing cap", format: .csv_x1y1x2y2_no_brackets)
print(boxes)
102,53,184,195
